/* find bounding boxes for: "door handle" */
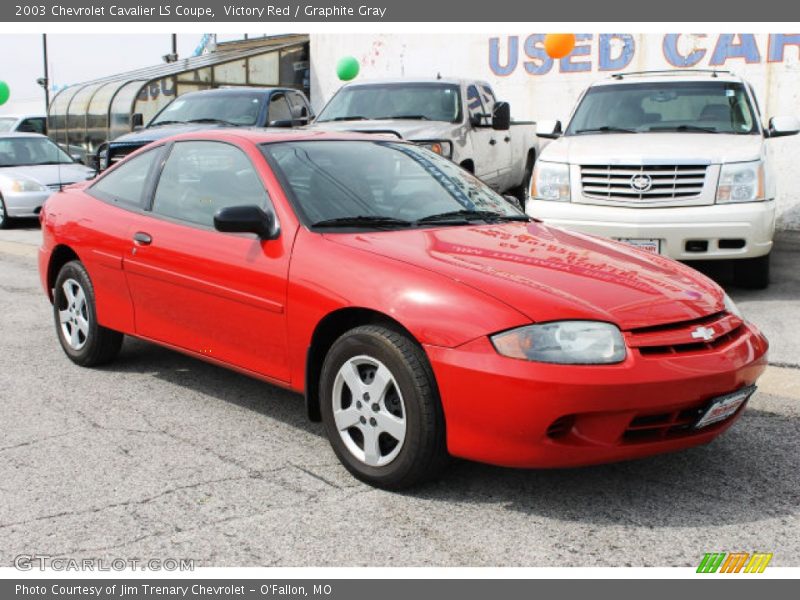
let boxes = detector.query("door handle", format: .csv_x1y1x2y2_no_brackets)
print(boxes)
133,232,152,245
504,136,511,142
489,139,497,145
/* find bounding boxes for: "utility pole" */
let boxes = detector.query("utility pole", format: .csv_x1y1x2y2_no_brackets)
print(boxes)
40,34,50,112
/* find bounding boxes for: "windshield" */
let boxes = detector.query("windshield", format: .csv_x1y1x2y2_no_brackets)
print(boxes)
316,84,462,123
262,140,524,228
0,118,18,132
149,92,265,127
566,81,758,135
0,136,74,167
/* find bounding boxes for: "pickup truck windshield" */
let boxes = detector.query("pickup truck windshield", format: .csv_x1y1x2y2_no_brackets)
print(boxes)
0,136,74,167
316,83,462,123
262,140,524,228
149,92,265,127
566,81,758,135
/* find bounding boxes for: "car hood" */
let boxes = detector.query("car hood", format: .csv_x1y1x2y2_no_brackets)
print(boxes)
0,163,95,186
109,123,227,146
541,132,763,164
326,222,724,331
308,119,455,141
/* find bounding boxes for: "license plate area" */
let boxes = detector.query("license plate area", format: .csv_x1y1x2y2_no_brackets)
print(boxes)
617,238,661,254
694,385,756,429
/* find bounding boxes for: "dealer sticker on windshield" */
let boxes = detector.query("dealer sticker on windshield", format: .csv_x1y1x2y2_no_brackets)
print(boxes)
617,238,661,254
694,385,756,429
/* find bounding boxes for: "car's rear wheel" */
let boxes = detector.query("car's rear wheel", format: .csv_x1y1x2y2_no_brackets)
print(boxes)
320,325,448,489
733,253,770,289
0,197,10,229
53,260,123,366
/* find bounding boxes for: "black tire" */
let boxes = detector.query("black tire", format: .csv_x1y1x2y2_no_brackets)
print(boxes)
510,153,535,207
320,325,449,490
0,197,10,229
732,253,770,289
53,260,123,367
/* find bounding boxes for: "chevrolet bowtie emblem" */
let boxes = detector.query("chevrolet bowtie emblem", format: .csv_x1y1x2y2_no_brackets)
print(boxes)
691,326,716,341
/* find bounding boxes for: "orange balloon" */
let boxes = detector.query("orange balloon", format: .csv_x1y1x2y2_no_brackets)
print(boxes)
544,33,576,59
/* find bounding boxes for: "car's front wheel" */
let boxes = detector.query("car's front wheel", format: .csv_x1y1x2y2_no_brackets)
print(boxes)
320,325,448,489
0,197,10,229
53,260,124,366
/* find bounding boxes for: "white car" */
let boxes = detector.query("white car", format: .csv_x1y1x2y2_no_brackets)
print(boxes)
0,133,95,228
527,70,800,289
0,114,47,135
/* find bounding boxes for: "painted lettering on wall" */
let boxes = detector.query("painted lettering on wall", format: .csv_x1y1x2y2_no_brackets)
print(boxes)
490,34,800,76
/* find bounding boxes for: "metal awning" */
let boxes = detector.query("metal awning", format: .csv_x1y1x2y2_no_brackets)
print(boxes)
48,35,309,155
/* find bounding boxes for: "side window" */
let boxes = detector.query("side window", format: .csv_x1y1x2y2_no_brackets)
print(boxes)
18,118,46,134
289,92,311,121
152,141,268,228
466,85,486,124
90,148,160,208
268,93,293,124
479,85,496,114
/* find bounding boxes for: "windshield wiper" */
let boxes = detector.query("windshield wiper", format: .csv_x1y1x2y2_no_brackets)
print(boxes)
186,118,238,126
574,126,638,135
416,209,530,225
311,215,413,229
375,115,430,120
646,124,719,133
324,116,369,122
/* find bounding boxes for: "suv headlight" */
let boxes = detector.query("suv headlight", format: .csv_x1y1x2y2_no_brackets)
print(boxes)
491,321,626,364
530,161,570,201
0,174,47,193
716,161,765,203
418,140,453,158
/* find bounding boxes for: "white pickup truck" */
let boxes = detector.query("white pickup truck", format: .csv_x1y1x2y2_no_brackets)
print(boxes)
310,78,538,199
527,70,800,288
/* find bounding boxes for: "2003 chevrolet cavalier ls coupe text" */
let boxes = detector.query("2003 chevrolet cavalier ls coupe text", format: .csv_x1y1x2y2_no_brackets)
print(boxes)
38,130,768,489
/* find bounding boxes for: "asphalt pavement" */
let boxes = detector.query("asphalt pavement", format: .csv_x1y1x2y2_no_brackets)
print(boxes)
1,221,798,567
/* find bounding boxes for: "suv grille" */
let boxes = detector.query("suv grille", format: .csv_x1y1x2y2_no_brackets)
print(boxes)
580,164,707,201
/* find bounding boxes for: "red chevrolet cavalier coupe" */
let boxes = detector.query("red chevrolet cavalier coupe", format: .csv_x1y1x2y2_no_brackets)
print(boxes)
39,130,768,489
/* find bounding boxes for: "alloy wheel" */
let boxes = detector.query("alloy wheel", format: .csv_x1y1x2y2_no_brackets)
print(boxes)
58,278,90,350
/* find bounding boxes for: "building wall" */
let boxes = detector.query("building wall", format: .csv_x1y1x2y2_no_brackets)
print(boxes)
310,33,800,230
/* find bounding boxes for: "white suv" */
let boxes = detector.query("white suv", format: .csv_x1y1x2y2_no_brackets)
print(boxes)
527,70,800,288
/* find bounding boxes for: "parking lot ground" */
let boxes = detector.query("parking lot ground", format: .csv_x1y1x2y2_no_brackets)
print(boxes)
1,220,798,567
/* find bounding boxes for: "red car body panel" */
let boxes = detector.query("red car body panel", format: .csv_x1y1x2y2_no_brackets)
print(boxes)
38,129,769,469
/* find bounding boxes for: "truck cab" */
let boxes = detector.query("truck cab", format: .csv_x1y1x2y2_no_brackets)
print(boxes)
310,78,538,198
527,70,800,288
96,87,313,171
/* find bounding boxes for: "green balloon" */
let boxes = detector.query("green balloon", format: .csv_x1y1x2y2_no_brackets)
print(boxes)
0,81,9,106
336,56,360,82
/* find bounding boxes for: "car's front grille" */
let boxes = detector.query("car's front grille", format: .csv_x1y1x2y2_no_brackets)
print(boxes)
580,164,708,201
626,311,745,357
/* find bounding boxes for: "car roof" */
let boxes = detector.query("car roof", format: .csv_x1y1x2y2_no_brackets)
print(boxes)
592,70,745,87
0,114,45,120
0,131,48,139
341,77,479,87
178,87,299,98
163,128,407,145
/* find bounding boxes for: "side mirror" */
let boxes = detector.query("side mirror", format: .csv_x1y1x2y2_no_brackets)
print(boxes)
214,205,279,240
131,113,144,130
768,115,800,138
268,119,294,128
503,194,523,211
492,101,511,131
537,119,562,139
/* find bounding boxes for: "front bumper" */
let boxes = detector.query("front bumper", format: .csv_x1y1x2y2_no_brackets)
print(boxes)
425,322,768,468
526,199,776,261
2,190,51,218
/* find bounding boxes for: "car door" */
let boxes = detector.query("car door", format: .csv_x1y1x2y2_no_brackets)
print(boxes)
465,84,501,189
82,146,166,334
122,139,292,382
479,84,513,189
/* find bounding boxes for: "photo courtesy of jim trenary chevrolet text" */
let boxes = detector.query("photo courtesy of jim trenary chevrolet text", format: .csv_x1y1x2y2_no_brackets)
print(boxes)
0,0,799,597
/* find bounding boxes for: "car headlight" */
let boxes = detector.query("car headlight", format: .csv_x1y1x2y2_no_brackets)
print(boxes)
723,293,743,319
716,161,765,203
530,161,570,201
0,175,47,193
491,321,626,364
418,140,453,158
